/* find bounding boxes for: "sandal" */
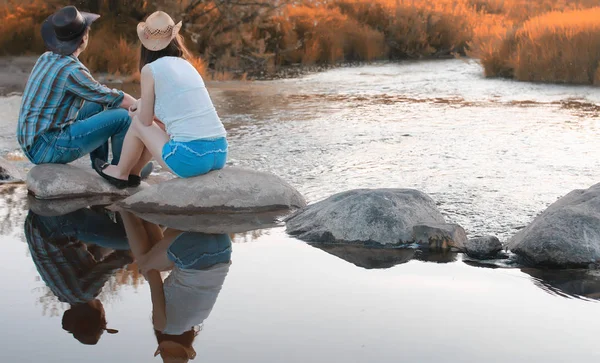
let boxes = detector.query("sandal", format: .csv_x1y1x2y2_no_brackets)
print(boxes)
93,159,129,189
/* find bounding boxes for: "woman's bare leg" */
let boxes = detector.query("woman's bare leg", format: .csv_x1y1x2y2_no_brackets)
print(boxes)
102,117,171,180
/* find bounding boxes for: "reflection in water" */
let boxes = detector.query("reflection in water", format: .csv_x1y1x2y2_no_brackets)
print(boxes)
24,209,131,345
521,268,600,301
24,207,233,358
311,244,458,269
121,212,231,362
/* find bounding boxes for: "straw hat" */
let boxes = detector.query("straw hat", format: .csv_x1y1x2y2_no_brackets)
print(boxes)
137,11,183,51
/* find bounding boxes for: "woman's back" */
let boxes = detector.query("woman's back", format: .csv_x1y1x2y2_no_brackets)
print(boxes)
149,57,226,142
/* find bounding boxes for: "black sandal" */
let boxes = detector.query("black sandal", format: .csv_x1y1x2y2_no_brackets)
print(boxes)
93,159,129,189
128,175,141,188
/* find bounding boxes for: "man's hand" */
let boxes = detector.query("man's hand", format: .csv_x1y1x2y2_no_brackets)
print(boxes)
120,93,137,110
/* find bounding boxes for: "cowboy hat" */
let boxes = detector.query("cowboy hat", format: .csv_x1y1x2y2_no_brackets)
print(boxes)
41,5,100,56
137,11,183,51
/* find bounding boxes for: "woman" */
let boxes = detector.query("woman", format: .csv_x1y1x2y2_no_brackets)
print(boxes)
120,212,231,362
95,11,227,188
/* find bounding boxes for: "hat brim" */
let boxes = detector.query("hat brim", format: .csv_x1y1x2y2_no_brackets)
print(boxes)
41,12,100,56
137,21,182,52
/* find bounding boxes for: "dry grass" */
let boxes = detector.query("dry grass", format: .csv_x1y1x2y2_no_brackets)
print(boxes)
477,7,600,84
4,0,600,83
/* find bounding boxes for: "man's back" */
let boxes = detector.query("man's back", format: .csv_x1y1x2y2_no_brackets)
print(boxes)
18,52,124,159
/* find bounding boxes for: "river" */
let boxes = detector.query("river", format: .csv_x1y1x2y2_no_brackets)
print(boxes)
1,59,600,362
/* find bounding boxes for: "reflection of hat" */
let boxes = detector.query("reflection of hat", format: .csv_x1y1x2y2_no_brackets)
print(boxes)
154,341,197,362
41,6,100,56
62,301,118,345
137,11,182,51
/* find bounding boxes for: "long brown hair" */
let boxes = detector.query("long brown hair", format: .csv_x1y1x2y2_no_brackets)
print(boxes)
139,34,191,71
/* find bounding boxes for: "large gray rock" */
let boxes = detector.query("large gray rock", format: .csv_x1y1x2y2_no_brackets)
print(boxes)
465,236,503,259
508,183,600,267
412,223,467,250
119,167,306,214
285,189,446,245
0,157,23,184
27,164,143,200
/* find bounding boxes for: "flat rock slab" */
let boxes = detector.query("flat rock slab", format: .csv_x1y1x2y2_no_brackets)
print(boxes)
286,189,446,245
508,182,600,267
412,223,468,250
119,167,306,214
27,164,142,200
465,236,503,259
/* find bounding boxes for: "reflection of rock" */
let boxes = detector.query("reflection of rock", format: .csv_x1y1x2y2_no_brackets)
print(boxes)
0,157,23,184
413,249,458,264
465,236,503,259
119,167,306,214
27,164,142,200
412,223,467,249
521,268,600,300
28,195,121,217
125,210,283,234
313,245,416,269
508,183,600,267
286,189,445,245
311,244,458,269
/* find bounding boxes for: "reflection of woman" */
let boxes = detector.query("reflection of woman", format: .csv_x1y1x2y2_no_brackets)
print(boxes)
120,212,231,362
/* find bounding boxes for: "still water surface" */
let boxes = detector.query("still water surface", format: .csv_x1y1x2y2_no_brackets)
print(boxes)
1,60,600,362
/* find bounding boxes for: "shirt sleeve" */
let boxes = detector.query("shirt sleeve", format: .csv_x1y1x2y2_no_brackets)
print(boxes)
66,67,124,108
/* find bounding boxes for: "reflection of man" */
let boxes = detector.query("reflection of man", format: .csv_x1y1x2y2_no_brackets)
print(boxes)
25,209,131,345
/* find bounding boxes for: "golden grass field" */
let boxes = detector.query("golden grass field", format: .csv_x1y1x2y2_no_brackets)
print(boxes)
2,0,600,83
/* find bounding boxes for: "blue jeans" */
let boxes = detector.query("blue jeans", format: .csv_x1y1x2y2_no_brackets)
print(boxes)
28,102,131,165
167,233,232,270
29,208,130,250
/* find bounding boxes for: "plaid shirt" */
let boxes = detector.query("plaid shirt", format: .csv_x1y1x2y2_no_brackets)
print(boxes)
17,52,124,152
25,212,127,305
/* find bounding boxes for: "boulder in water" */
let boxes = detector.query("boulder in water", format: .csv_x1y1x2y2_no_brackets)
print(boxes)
0,157,23,184
412,223,468,250
465,236,503,259
27,164,143,200
118,167,306,214
285,189,445,245
508,183,600,267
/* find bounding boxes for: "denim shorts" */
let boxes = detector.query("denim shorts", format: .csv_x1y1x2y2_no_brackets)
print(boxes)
167,233,232,270
162,137,228,178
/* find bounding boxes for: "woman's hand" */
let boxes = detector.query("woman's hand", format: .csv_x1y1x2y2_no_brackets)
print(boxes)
128,99,141,118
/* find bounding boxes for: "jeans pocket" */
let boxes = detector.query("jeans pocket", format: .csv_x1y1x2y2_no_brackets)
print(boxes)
51,131,82,164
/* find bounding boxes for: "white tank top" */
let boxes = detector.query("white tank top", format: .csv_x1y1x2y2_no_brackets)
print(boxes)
148,57,226,142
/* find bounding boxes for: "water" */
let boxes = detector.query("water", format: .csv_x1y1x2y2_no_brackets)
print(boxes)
1,59,600,362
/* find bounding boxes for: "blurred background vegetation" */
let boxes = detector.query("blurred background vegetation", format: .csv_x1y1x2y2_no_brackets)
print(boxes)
2,0,600,84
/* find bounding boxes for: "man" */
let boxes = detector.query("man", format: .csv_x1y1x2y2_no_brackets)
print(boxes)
17,5,144,178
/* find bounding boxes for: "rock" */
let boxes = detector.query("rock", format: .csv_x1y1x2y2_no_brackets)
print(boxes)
285,189,445,245
508,182,600,267
120,210,284,234
465,236,503,259
412,223,467,250
118,167,306,214
0,157,23,184
27,164,144,200
28,195,122,217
